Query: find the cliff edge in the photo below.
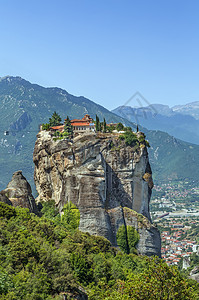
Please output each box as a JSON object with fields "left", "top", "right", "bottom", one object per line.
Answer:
{"left": 33, "top": 131, "right": 161, "bottom": 257}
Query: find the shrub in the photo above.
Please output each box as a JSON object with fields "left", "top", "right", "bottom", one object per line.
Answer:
{"left": 0, "top": 202, "right": 16, "bottom": 219}
{"left": 145, "top": 140, "right": 150, "bottom": 147}
{"left": 116, "top": 123, "right": 124, "bottom": 132}
{"left": 42, "top": 123, "right": 50, "bottom": 130}
{"left": 40, "top": 200, "right": 61, "bottom": 225}
{"left": 138, "top": 135, "right": 145, "bottom": 143}
{"left": 116, "top": 225, "right": 139, "bottom": 254}
{"left": 119, "top": 131, "right": 138, "bottom": 147}
{"left": 107, "top": 125, "right": 115, "bottom": 133}
{"left": 61, "top": 202, "right": 80, "bottom": 230}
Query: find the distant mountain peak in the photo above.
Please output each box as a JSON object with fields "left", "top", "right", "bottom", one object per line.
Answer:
{"left": 173, "top": 101, "right": 199, "bottom": 110}
{"left": 0, "top": 75, "right": 22, "bottom": 81}
{"left": 0, "top": 76, "right": 29, "bottom": 86}
{"left": 172, "top": 101, "right": 199, "bottom": 120}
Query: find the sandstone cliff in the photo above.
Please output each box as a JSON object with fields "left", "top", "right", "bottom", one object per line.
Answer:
{"left": 33, "top": 131, "right": 161, "bottom": 257}
{"left": 1, "top": 170, "right": 38, "bottom": 214}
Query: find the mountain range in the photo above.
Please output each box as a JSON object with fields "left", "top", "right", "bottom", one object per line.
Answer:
{"left": 0, "top": 76, "right": 199, "bottom": 192}
{"left": 112, "top": 103, "right": 199, "bottom": 145}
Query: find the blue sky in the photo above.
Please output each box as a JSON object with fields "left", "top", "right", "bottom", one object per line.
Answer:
{"left": 0, "top": 0, "right": 199, "bottom": 110}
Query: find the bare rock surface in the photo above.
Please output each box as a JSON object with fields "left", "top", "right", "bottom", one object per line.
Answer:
{"left": 0, "top": 191, "right": 12, "bottom": 205}
{"left": 189, "top": 266, "right": 199, "bottom": 283}
{"left": 189, "top": 273, "right": 199, "bottom": 283}
{"left": 33, "top": 131, "right": 161, "bottom": 257}
{"left": 2, "top": 170, "right": 38, "bottom": 214}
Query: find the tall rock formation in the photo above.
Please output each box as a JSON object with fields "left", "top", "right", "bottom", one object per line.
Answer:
{"left": 33, "top": 131, "right": 161, "bottom": 257}
{"left": 1, "top": 171, "right": 38, "bottom": 214}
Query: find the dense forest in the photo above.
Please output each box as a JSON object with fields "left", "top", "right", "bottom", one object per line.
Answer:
{"left": 0, "top": 201, "right": 199, "bottom": 299}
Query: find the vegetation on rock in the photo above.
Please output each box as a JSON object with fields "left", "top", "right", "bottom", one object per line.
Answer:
{"left": 95, "top": 115, "right": 100, "bottom": 132}
{"left": 103, "top": 118, "right": 107, "bottom": 133}
{"left": 116, "top": 225, "right": 139, "bottom": 254}
{"left": 64, "top": 116, "right": 73, "bottom": 138}
{"left": 49, "top": 111, "right": 62, "bottom": 127}
{"left": 116, "top": 122, "right": 124, "bottom": 131}
{"left": 119, "top": 127, "right": 139, "bottom": 146}
{"left": 107, "top": 124, "right": 116, "bottom": 133}
{"left": 61, "top": 201, "right": 80, "bottom": 230}
{"left": 42, "top": 123, "right": 50, "bottom": 130}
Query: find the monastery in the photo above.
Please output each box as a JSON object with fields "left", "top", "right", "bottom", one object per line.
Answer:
{"left": 50, "top": 114, "right": 95, "bottom": 133}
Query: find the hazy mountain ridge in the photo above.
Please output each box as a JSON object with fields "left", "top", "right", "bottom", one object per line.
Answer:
{"left": 112, "top": 103, "right": 199, "bottom": 145}
{"left": 0, "top": 76, "right": 199, "bottom": 191}
{"left": 173, "top": 101, "right": 199, "bottom": 119}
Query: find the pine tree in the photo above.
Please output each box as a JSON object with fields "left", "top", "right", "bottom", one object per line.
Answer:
{"left": 49, "top": 111, "right": 62, "bottom": 127}
{"left": 99, "top": 122, "right": 102, "bottom": 132}
{"left": 95, "top": 115, "right": 100, "bottom": 131}
{"left": 103, "top": 118, "right": 107, "bottom": 133}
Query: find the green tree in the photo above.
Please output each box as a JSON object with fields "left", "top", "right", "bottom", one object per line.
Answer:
{"left": 119, "top": 130, "right": 138, "bottom": 147}
{"left": 64, "top": 116, "right": 73, "bottom": 138}
{"left": 95, "top": 115, "right": 100, "bottom": 132}
{"left": 42, "top": 123, "right": 50, "bottom": 130}
{"left": 92, "top": 252, "right": 112, "bottom": 283}
{"left": 0, "top": 202, "right": 16, "bottom": 219}
{"left": 40, "top": 200, "right": 61, "bottom": 224}
{"left": 9, "top": 266, "right": 50, "bottom": 299}
{"left": 61, "top": 201, "right": 80, "bottom": 230}
{"left": 49, "top": 111, "right": 62, "bottom": 127}
{"left": 99, "top": 122, "right": 102, "bottom": 132}
{"left": 116, "top": 122, "right": 124, "bottom": 131}
{"left": 124, "top": 126, "right": 132, "bottom": 132}
{"left": 127, "top": 226, "right": 139, "bottom": 253}
{"left": 103, "top": 118, "right": 107, "bottom": 133}
{"left": 70, "top": 252, "right": 93, "bottom": 284}
{"left": 107, "top": 125, "right": 115, "bottom": 133}
{"left": 0, "top": 268, "right": 13, "bottom": 294}
{"left": 116, "top": 225, "right": 129, "bottom": 254}
{"left": 116, "top": 225, "right": 139, "bottom": 254}
{"left": 90, "top": 257, "right": 199, "bottom": 300}
{"left": 117, "top": 258, "right": 198, "bottom": 300}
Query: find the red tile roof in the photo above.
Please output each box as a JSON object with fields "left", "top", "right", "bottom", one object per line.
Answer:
{"left": 72, "top": 122, "right": 93, "bottom": 127}
{"left": 50, "top": 125, "right": 64, "bottom": 130}
{"left": 70, "top": 114, "right": 94, "bottom": 127}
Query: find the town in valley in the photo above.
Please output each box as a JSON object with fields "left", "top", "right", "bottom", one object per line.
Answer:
{"left": 150, "top": 180, "right": 199, "bottom": 267}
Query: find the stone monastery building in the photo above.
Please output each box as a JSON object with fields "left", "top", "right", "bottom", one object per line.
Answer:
{"left": 50, "top": 114, "right": 95, "bottom": 132}
{"left": 70, "top": 114, "right": 95, "bottom": 132}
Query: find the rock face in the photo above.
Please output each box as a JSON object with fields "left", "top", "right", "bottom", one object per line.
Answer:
{"left": 10, "top": 111, "right": 32, "bottom": 134}
{"left": 2, "top": 171, "right": 38, "bottom": 214}
{"left": 189, "top": 266, "right": 199, "bottom": 283}
{"left": 0, "top": 191, "right": 12, "bottom": 205}
{"left": 33, "top": 131, "right": 161, "bottom": 257}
